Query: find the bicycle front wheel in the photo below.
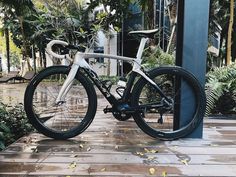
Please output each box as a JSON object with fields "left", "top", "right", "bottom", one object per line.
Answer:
{"left": 131, "top": 66, "right": 206, "bottom": 140}
{"left": 24, "top": 66, "right": 97, "bottom": 139}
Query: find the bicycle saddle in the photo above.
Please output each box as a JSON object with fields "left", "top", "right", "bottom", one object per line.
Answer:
{"left": 129, "top": 29, "right": 159, "bottom": 39}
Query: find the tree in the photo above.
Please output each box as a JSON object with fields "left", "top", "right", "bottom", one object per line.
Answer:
{"left": 209, "top": 1, "right": 235, "bottom": 66}
{"left": 136, "top": 0, "right": 154, "bottom": 30}
{"left": 0, "top": 7, "right": 12, "bottom": 72}
{"left": 88, "top": 0, "right": 132, "bottom": 76}
{"left": 0, "top": 0, "right": 35, "bottom": 71}
{"left": 226, "top": 0, "right": 234, "bottom": 65}
{"left": 26, "top": 0, "right": 95, "bottom": 66}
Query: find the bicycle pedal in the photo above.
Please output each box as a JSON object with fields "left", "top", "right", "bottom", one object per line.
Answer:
{"left": 103, "top": 106, "right": 113, "bottom": 113}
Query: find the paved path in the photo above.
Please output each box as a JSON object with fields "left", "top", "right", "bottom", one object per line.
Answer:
{"left": 0, "top": 83, "right": 236, "bottom": 176}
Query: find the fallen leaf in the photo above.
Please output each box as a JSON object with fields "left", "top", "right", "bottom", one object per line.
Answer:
{"left": 68, "top": 161, "right": 77, "bottom": 169}
{"left": 70, "top": 154, "right": 78, "bottom": 158}
{"left": 100, "top": 167, "right": 106, "bottom": 172}
{"left": 79, "top": 144, "right": 84, "bottom": 149}
{"left": 144, "top": 148, "right": 149, "bottom": 153}
{"left": 115, "top": 145, "right": 119, "bottom": 149}
{"left": 162, "top": 171, "right": 167, "bottom": 177}
{"left": 150, "top": 149, "right": 158, "bottom": 153}
{"left": 147, "top": 156, "right": 155, "bottom": 160}
{"left": 136, "top": 152, "right": 144, "bottom": 156}
{"left": 149, "top": 168, "right": 156, "bottom": 175}
{"left": 144, "top": 148, "right": 158, "bottom": 153}
{"left": 181, "top": 159, "right": 189, "bottom": 165}
{"left": 87, "top": 147, "right": 91, "bottom": 151}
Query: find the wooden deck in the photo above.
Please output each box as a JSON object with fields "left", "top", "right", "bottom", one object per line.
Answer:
{"left": 0, "top": 84, "right": 236, "bottom": 176}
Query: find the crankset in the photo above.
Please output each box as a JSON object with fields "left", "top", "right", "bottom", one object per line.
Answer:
{"left": 103, "top": 104, "right": 132, "bottom": 121}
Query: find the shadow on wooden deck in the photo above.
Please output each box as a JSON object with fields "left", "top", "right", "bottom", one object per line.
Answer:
{"left": 0, "top": 84, "right": 236, "bottom": 176}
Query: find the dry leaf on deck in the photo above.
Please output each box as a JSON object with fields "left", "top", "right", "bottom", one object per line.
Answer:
{"left": 162, "top": 171, "right": 167, "bottom": 177}
{"left": 100, "top": 167, "right": 106, "bottom": 172}
{"left": 68, "top": 161, "right": 77, "bottom": 169}
{"left": 136, "top": 152, "right": 144, "bottom": 156}
{"left": 149, "top": 168, "right": 156, "bottom": 175}
{"left": 180, "top": 159, "right": 189, "bottom": 165}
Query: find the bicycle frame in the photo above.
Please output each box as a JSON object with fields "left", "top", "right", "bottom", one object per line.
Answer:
{"left": 55, "top": 37, "right": 166, "bottom": 105}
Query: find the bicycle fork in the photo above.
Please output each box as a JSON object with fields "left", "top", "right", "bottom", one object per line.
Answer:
{"left": 55, "top": 64, "right": 79, "bottom": 104}
{"left": 55, "top": 52, "right": 93, "bottom": 104}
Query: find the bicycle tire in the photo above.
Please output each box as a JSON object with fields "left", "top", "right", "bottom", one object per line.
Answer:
{"left": 24, "top": 66, "right": 97, "bottom": 139}
{"left": 131, "top": 66, "right": 206, "bottom": 140}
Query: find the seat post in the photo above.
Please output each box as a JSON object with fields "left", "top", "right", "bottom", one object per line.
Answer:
{"left": 136, "top": 37, "right": 149, "bottom": 62}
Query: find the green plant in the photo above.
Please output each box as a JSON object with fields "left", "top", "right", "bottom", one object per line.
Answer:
{"left": 205, "top": 64, "right": 236, "bottom": 115}
{"left": 0, "top": 123, "right": 10, "bottom": 150}
{"left": 142, "top": 46, "right": 175, "bottom": 69}
{"left": 0, "top": 102, "right": 34, "bottom": 150}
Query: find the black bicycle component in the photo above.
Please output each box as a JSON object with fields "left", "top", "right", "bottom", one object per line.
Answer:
{"left": 24, "top": 66, "right": 97, "bottom": 139}
{"left": 101, "top": 80, "right": 113, "bottom": 91}
{"left": 131, "top": 66, "right": 206, "bottom": 140}
{"left": 83, "top": 68, "right": 119, "bottom": 106}
{"left": 122, "top": 72, "right": 137, "bottom": 102}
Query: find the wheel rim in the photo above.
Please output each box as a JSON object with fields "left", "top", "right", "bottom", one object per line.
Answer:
{"left": 136, "top": 70, "right": 199, "bottom": 135}
{"left": 31, "top": 72, "right": 89, "bottom": 133}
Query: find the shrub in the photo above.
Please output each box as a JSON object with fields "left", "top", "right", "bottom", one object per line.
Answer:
{"left": 0, "top": 123, "right": 10, "bottom": 150}
{"left": 142, "top": 46, "right": 175, "bottom": 69}
{"left": 205, "top": 64, "right": 236, "bottom": 115}
{"left": 0, "top": 103, "right": 34, "bottom": 150}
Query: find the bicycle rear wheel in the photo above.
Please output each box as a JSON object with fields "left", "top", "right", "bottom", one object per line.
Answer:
{"left": 131, "top": 66, "right": 206, "bottom": 140}
{"left": 24, "top": 66, "right": 97, "bottom": 139}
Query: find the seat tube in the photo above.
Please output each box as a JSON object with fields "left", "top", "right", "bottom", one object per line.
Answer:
{"left": 136, "top": 38, "right": 149, "bottom": 60}
{"left": 133, "top": 38, "right": 149, "bottom": 71}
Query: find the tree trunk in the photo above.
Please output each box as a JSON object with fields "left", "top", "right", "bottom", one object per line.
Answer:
{"left": 107, "top": 34, "right": 111, "bottom": 76}
{"left": 226, "top": 0, "right": 234, "bottom": 65}
{"left": 19, "top": 16, "right": 33, "bottom": 70}
{"left": 42, "top": 48, "right": 47, "bottom": 68}
{"left": 147, "top": 0, "right": 154, "bottom": 30}
{"left": 5, "top": 28, "right": 10, "bottom": 72}
{"left": 166, "top": 17, "right": 177, "bottom": 54}
{"left": 39, "top": 50, "right": 43, "bottom": 67}
{"left": 232, "top": 33, "right": 236, "bottom": 62}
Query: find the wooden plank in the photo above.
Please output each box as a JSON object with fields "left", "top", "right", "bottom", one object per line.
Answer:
{"left": 1, "top": 162, "right": 236, "bottom": 176}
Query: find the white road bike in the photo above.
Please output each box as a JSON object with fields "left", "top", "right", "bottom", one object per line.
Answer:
{"left": 24, "top": 29, "right": 206, "bottom": 140}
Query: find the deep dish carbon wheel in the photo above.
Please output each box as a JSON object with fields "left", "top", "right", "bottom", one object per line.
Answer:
{"left": 131, "top": 66, "right": 206, "bottom": 140}
{"left": 24, "top": 66, "right": 97, "bottom": 139}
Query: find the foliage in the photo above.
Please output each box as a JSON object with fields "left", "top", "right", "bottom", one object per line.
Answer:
{"left": 205, "top": 63, "right": 236, "bottom": 115}
{"left": 0, "top": 102, "right": 34, "bottom": 150}
{"left": 0, "top": 123, "right": 10, "bottom": 150}
{"left": 27, "top": 0, "right": 92, "bottom": 44}
{"left": 142, "top": 46, "right": 175, "bottom": 69}
{"left": 0, "top": 0, "right": 34, "bottom": 16}
{"left": 209, "top": 0, "right": 236, "bottom": 66}
{"left": 100, "top": 75, "right": 119, "bottom": 84}
{"left": 134, "top": 0, "right": 154, "bottom": 29}
{"left": 88, "top": 0, "right": 132, "bottom": 32}
{"left": 0, "top": 33, "right": 21, "bottom": 69}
